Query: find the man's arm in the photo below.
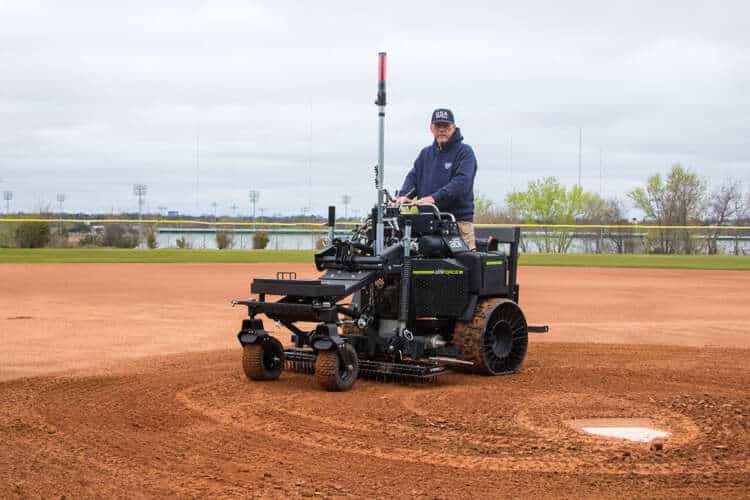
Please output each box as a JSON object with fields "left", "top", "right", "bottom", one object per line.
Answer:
{"left": 397, "top": 154, "right": 421, "bottom": 203}
{"left": 431, "top": 146, "right": 477, "bottom": 206}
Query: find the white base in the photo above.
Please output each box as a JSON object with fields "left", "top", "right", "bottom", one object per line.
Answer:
{"left": 581, "top": 426, "right": 670, "bottom": 442}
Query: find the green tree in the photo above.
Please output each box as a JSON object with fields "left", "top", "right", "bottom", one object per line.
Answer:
{"left": 101, "top": 223, "right": 139, "bottom": 248}
{"left": 473, "top": 193, "right": 494, "bottom": 221}
{"left": 506, "top": 177, "right": 590, "bottom": 253}
{"left": 215, "top": 230, "right": 233, "bottom": 250}
{"left": 0, "top": 223, "right": 17, "bottom": 248}
{"left": 473, "top": 193, "right": 514, "bottom": 224}
{"left": 252, "top": 231, "right": 270, "bottom": 249}
{"left": 78, "top": 233, "right": 102, "bottom": 247}
{"left": 314, "top": 236, "right": 328, "bottom": 250}
{"left": 175, "top": 236, "right": 192, "bottom": 249}
{"left": 146, "top": 225, "right": 159, "bottom": 249}
{"left": 14, "top": 221, "right": 51, "bottom": 248}
{"left": 628, "top": 164, "right": 706, "bottom": 254}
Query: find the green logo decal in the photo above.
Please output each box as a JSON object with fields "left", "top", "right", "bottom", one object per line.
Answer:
{"left": 413, "top": 269, "right": 464, "bottom": 275}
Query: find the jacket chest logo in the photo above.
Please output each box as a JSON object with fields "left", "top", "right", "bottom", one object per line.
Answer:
{"left": 444, "top": 162, "right": 453, "bottom": 170}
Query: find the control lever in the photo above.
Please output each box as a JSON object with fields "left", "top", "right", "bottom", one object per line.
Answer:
{"left": 390, "top": 187, "right": 416, "bottom": 206}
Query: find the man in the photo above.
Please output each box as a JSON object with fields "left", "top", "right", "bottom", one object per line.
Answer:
{"left": 396, "top": 108, "right": 478, "bottom": 249}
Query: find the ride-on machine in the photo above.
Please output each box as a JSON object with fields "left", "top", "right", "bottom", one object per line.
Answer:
{"left": 231, "top": 53, "right": 547, "bottom": 391}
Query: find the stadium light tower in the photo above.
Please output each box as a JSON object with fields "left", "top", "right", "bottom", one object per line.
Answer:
{"left": 133, "top": 184, "right": 148, "bottom": 221}
{"left": 3, "top": 190, "right": 13, "bottom": 214}
{"left": 56, "top": 193, "right": 66, "bottom": 214}
{"left": 248, "top": 190, "right": 260, "bottom": 219}
{"left": 341, "top": 194, "right": 351, "bottom": 219}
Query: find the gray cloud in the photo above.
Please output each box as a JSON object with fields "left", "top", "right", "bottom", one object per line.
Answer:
{"left": 0, "top": 0, "right": 748, "bottom": 216}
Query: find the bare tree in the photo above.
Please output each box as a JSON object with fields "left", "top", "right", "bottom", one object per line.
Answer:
{"left": 706, "top": 178, "right": 743, "bottom": 255}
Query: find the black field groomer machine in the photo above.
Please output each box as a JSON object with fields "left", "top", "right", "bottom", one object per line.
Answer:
{"left": 232, "top": 53, "right": 548, "bottom": 391}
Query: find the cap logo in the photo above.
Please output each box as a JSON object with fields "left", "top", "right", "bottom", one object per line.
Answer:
{"left": 435, "top": 110, "right": 449, "bottom": 120}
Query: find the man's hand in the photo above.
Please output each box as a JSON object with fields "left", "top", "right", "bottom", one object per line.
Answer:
{"left": 395, "top": 196, "right": 411, "bottom": 205}
{"left": 415, "top": 196, "right": 436, "bottom": 206}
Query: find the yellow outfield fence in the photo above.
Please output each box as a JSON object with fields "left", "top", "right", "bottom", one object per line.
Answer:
{"left": 1, "top": 216, "right": 748, "bottom": 254}
{"left": 0, "top": 217, "right": 748, "bottom": 231}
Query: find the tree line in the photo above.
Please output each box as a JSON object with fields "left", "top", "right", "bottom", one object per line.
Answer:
{"left": 0, "top": 222, "right": 271, "bottom": 250}
{"left": 476, "top": 164, "right": 749, "bottom": 255}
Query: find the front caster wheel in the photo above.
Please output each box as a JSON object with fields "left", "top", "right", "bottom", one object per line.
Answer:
{"left": 242, "top": 337, "right": 284, "bottom": 381}
{"left": 315, "top": 343, "right": 359, "bottom": 391}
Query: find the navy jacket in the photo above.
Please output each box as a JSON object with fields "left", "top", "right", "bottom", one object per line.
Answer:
{"left": 400, "top": 128, "right": 477, "bottom": 222}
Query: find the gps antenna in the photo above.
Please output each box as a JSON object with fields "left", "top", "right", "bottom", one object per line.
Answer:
{"left": 374, "top": 52, "right": 387, "bottom": 255}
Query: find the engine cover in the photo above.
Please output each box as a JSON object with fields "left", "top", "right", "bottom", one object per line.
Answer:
{"left": 410, "top": 258, "right": 469, "bottom": 318}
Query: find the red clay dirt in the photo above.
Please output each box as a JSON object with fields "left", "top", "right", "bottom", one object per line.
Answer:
{"left": 1, "top": 263, "right": 749, "bottom": 498}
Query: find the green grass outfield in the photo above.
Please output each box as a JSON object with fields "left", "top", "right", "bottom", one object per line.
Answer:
{"left": 0, "top": 249, "right": 316, "bottom": 264}
{"left": 1, "top": 248, "right": 749, "bottom": 270}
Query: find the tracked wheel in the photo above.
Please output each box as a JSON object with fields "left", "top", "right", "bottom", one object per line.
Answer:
{"left": 242, "top": 337, "right": 285, "bottom": 381}
{"left": 315, "top": 343, "right": 359, "bottom": 391}
{"left": 454, "top": 298, "right": 528, "bottom": 375}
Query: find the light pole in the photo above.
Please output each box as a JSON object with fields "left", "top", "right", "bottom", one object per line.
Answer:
{"left": 3, "top": 190, "right": 13, "bottom": 214}
{"left": 56, "top": 193, "right": 66, "bottom": 214}
{"left": 133, "top": 184, "right": 147, "bottom": 246}
{"left": 133, "top": 184, "right": 147, "bottom": 221}
{"left": 248, "top": 190, "right": 260, "bottom": 219}
{"left": 341, "top": 194, "right": 351, "bottom": 219}
{"left": 229, "top": 203, "right": 238, "bottom": 219}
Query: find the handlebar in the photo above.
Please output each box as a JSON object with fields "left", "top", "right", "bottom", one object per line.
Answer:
{"left": 392, "top": 201, "right": 455, "bottom": 222}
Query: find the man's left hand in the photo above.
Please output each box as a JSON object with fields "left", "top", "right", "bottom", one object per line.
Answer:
{"left": 415, "top": 196, "right": 436, "bottom": 206}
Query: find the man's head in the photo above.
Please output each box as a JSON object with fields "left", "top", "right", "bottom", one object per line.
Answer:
{"left": 430, "top": 108, "right": 456, "bottom": 146}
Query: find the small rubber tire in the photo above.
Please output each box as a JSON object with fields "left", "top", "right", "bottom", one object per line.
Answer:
{"left": 315, "top": 343, "right": 359, "bottom": 391}
{"left": 242, "top": 337, "right": 284, "bottom": 381}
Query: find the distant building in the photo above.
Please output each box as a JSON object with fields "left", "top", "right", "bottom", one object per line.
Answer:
{"left": 167, "top": 211, "right": 179, "bottom": 218}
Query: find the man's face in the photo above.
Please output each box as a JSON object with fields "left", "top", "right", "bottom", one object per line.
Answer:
{"left": 430, "top": 122, "right": 456, "bottom": 146}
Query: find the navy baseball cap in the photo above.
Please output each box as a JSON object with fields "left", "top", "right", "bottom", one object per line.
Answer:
{"left": 431, "top": 108, "right": 455, "bottom": 124}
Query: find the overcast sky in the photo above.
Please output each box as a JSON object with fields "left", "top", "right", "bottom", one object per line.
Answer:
{"left": 1, "top": 0, "right": 748, "bottom": 216}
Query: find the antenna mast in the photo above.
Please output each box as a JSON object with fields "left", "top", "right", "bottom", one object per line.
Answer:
{"left": 374, "top": 52, "right": 387, "bottom": 255}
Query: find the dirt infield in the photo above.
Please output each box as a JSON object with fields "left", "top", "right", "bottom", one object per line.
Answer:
{"left": 1, "top": 264, "right": 749, "bottom": 497}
